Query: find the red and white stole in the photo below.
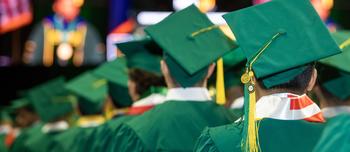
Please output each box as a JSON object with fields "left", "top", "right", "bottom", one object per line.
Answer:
{"left": 256, "top": 93, "right": 325, "bottom": 122}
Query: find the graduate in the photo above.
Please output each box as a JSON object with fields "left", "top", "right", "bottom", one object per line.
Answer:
{"left": 313, "top": 31, "right": 350, "bottom": 119}
{"left": 20, "top": 77, "right": 76, "bottom": 152}
{"left": 112, "top": 5, "right": 238, "bottom": 151}
{"left": 8, "top": 98, "right": 41, "bottom": 152}
{"left": 221, "top": 48, "right": 246, "bottom": 112}
{"left": 23, "top": 0, "right": 105, "bottom": 67}
{"left": 313, "top": 114, "right": 350, "bottom": 152}
{"left": 85, "top": 39, "right": 168, "bottom": 152}
{"left": 194, "top": 0, "right": 341, "bottom": 151}
{"left": 50, "top": 71, "right": 108, "bottom": 152}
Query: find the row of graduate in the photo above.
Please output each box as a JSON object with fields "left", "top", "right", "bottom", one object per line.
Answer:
{"left": 1, "top": 0, "right": 350, "bottom": 151}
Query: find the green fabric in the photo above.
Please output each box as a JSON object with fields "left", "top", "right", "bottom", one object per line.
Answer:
{"left": 223, "top": 0, "right": 340, "bottom": 81}
{"left": 145, "top": 5, "right": 236, "bottom": 87}
{"left": 66, "top": 72, "right": 107, "bottom": 114}
{"left": 50, "top": 126, "right": 99, "bottom": 152}
{"left": 0, "top": 134, "right": 8, "bottom": 152}
{"left": 27, "top": 77, "right": 75, "bottom": 122}
{"left": 10, "top": 98, "right": 30, "bottom": 111}
{"left": 116, "top": 37, "right": 163, "bottom": 75}
{"left": 221, "top": 47, "right": 246, "bottom": 88}
{"left": 194, "top": 119, "right": 325, "bottom": 152}
{"left": 23, "top": 127, "right": 62, "bottom": 152}
{"left": 323, "top": 73, "right": 350, "bottom": 100}
{"left": 0, "top": 108, "right": 12, "bottom": 123}
{"left": 112, "top": 101, "right": 238, "bottom": 151}
{"left": 313, "top": 114, "right": 350, "bottom": 152}
{"left": 320, "top": 31, "right": 350, "bottom": 73}
{"left": 83, "top": 116, "right": 135, "bottom": 152}
{"left": 9, "top": 122, "right": 44, "bottom": 152}
{"left": 317, "top": 31, "right": 350, "bottom": 100}
{"left": 262, "top": 65, "right": 308, "bottom": 88}
{"left": 93, "top": 57, "right": 133, "bottom": 108}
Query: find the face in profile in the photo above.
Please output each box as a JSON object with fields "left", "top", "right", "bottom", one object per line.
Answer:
{"left": 53, "top": 0, "right": 81, "bottom": 22}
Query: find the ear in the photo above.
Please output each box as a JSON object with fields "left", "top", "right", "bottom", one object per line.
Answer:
{"left": 205, "top": 63, "right": 216, "bottom": 79}
{"left": 160, "top": 60, "right": 176, "bottom": 88}
{"left": 306, "top": 68, "right": 318, "bottom": 92}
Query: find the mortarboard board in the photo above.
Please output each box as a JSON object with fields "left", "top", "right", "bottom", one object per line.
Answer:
{"left": 27, "top": 77, "right": 75, "bottom": 123}
{"left": 66, "top": 72, "right": 107, "bottom": 115}
{"left": 318, "top": 31, "right": 350, "bottom": 100}
{"left": 92, "top": 57, "right": 133, "bottom": 108}
{"left": 144, "top": 4, "right": 237, "bottom": 87}
{"left": 116, "top": 37, "right": 163, "bottom": 75}
{"left": 222, "top": 0, "right": 341, "bottom": 151}
{"left": 10, "top": 98, "right": 31, "bottom": 110}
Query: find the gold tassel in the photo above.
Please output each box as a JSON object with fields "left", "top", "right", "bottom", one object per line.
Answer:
{"left": 216, "top": 58, "right": 226, "bottom": 105}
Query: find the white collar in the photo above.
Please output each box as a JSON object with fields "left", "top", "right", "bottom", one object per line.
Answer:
{"left": 42, "top": 120, "right": 69, "bottom": 133}
{"left": 132, "top": 93, "right": 166, "bottom": 107}
{"left": 256, "top": 93, "right": 322, "bottom": 120}
{"left": 165, "top": 87, "right": 212, "bottom": 102}
{"left": 322, "top": 106, "right": 350, "bottom": 118}
{"left": 0, "top": 125, "right": 11, "bottom": 134}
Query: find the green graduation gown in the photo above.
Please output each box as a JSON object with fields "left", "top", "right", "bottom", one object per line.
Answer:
{"left": 9, "top": 122, "right": 43, "bottom": 152}
{"left": 112, "top": 101, "right": 238, "bottom": 152}
{"left": 194, "top": 119, "right": 325, "bottom": 152}
{"left": 24, "top": 129, "right": 62, "bottom": 152}
{"left": 313, "top": 114, "right": 350, "bottom": 152}
{"left": 0, "top": 134, "right": 8, "bottom": 152}
{"left": 83, "top": 115, "right": 135, "bottom": 152}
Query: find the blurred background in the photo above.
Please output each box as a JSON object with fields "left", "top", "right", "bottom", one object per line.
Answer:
{"left": 0, "top": 0, "right": 349, "bottom": 105}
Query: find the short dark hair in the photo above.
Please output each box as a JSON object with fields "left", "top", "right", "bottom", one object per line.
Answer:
{"left": 128, "top": 68, "right": 165, "bottom": 96}
{"left": 258, "top": 64, "right": 315, "bottom": 95}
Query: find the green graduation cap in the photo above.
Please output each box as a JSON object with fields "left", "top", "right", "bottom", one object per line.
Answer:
{"left": 92, "top": 57, "right": 133, "bottom": 108}
{"left": 318, "top": 30, "right": 350, "bottom": 100}
{"left": 0, "top": 107, "right": 12, "bottom": 123}
{"left": 27, "top": 77, "right": 75, "bottom": 123}
{"left": 66, "top": 72, "right": 107, "bottom": 115}
{"left": 144, "top": 4, "right": 236, "bottom": 87}
{"left": 10, "top": 98, "right": 30, "bottom": 111}
{"left": 116, "top": 37, "right": 163, "bottom": 75}
{"left": 223, "top": 0, "right": 341, "bottom": 88}
{"left": 222, "top": 47, "right": 246, "bottom": 88}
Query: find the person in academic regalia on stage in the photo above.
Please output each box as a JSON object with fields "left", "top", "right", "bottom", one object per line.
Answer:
{"left": 18, "top": 77, "right": 75, "bottom": 152}
{"left": 193, "top": 0, "right": 341, "bottom": 151}
{"left": 23, "top": 0, "right": 105, "bottom": 67}
{"left": 82, "top": 41, "right": 167, "bottom": 151}
{"left": 313, "top": 31, "right": 350, "bottom": 119}
{"left": 111, "top": 5, "right": 238, "bottom": 151}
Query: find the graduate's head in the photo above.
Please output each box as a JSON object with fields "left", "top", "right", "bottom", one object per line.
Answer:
{"left": 65, "top": 72, "right": 107, "bottom": 115}
{"left": 10, "top": 98, "right": 38, "bottom": 128}
{"left": 92, "top": 58, "right": 133, "bottom": 108}
{"left": 256, "top": 63, "right": 317, "bottom": 96}
{"left": 144, "top": 5, "right": 236, "bottom": 88}
{"left": 28, "top": 77, "right": 76, "bottom": 123}
{"left": 53, "top": 0, "right": 83, "bottom": 22}
{"left": 116, "top": 38, "right": 166, "bottom": 102}
{"left": 128, "top": 68, "right": 165, "bottom": 101}
{"left": 313, "top": 31, "right": 350, "bottom": 108}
